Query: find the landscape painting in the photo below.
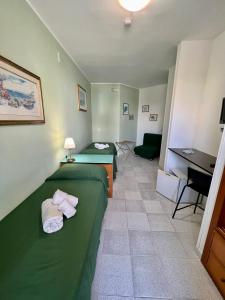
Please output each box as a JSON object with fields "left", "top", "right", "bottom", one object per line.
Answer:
{"left": 0, "top": 56, "right": 44, "bottom": 125}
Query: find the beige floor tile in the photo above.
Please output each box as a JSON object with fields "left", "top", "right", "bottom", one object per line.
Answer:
{"left": 113, "top": 190, "right": 126, "bottom": 200}
{"left": 126, "top": 200, "right": 145, "bottom": 212}
{"left": 102, "top": 230, "right": 130, "bottom": 255}
{"left": 148, "top": 213, "right": 175, "bottom": 232}
{"left": 93, "top": 155, "right": 220, "bottom": 300}
{"left": 127, "top": 212, "right": 150, "bottom": 231}
{"left": 144, "top": 200, "right": 164, "bottom": 213}
{"left": 103, "top": 211, "right": 127, "bottom": 230}
{"left": 152, "top": 232, "right": 188, "bottom": 258}
{"left": 128, "top": 230, "right": 156, "bottom": 255}
{"left": 93, "top": 255, "right": 134, "bottom": 297}
{"left": 107, "top": 199, "right": 126, "bottom": 212}
{"left": 162, "top": 258, "right": 223, "bottom": 299}
{"left": 132, "top": 256, "right": 172, "bottom": 298}
{"left": 125, "top": 191, "right": 142, "bottom": 201}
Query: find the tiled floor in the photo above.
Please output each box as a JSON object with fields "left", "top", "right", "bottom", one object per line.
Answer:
{"left": 92, "top": 155, "right": 222, "bottom": 300}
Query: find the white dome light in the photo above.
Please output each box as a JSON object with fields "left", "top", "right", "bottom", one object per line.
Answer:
{"left": 118, "top": 0, "right": 151, "bottom": 12}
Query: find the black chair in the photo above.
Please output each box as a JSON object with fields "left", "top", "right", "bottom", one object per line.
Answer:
{"left": 134, "top": 133, "right": 162, "bottom": 160}
{"left": 172, "top": 167, "right": 212, "bottom": 218}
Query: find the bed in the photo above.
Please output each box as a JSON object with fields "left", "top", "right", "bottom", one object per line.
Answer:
{"left": 0, "top": 164, "right": 108, "bottom": 300}
{"left": 80, "top": 142, "right": 118, "bottom": 179}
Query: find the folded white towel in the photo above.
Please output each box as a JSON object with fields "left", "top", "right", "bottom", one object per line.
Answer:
{"left": 58, "top": 199, "right": 76, "bottom": 219}
{"left": 52, "top": 189, "right": 78, "bottom": 207}
{"left": 94, "top": 143, "right": 109, "bottom": 149}
{"left": 42, "top": 199, "right": 63, "bottom": 234}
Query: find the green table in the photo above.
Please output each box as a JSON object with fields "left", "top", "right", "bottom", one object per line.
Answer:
{"left": 61, "top": 154, "right": 114, "bottom": 197}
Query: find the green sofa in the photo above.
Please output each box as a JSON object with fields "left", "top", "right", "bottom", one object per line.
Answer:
{"left": 80, "top": 142, "right": 118, "bottom": 179}
{"left": 134, "top": 133, "right": 162, "bottom": 159}
{"left": 0, "top": 164, "right": 108, "bottom": 300}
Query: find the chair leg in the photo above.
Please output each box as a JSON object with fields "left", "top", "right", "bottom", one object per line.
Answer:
{"left": 172, "top": 185, "right": 187, "bottom": 219}
{"left": 194, "top": 193, "right": 200, "bottom": 214}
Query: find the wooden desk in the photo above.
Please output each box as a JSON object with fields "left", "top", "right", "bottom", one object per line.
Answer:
{"left": 169, "top": 148, "right": 216, "bottom": 175}
{"left": 60, "top": 154, "right": 113, "bottom": 198}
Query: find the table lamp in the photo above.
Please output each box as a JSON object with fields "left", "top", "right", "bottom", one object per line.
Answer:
{"left": 64, "top": 137, "right": 76, "bottom": 163}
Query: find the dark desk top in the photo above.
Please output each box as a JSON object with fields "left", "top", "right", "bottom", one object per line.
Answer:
{"left": 169, "top": 148, "right": 217, "bottom": 175}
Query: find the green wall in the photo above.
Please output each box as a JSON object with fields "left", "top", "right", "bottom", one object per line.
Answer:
{"left": 91, "top": 83, "right": 139, "bottom": 143}
{"left": 91, "top": 84, "right": 120, "bottom": 142}
{"left": 120, "top": 85, "right": 139, "bottom": 142}
{"left": 0, "top": 0, "right": 92, "bottom": 220}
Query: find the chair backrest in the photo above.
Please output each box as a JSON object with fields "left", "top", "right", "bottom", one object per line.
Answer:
{"left": 143, "top": 133, "right": 162, "bottom": 147}
{"left": 187, "top": 167, "right": 212, "bottom": 196}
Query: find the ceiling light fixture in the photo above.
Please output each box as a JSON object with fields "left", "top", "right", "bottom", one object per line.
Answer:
{"left": 118, "top": 0, "right": 151, "bottom": 12}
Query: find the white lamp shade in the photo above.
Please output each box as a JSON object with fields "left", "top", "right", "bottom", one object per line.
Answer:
{"left": 118, "top": 0, "right": 151, "bottom": 12}
{"left": 64, "top": 137, "right": 76, "bottom": 150}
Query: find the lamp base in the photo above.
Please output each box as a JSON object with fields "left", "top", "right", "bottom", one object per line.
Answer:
{"left": 67, "top": 158, "right": 75, "bottom": 163}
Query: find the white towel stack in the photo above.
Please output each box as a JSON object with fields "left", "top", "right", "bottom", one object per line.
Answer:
{"left": 94, "top": 143, "right": 109, "bottom": 150}
{"left": 41, "top": 189, "right": 79, "bottom": 234}
{"left": 52, "top": 189, "right": 78, "bottom": 207}
{"left": 42, "top": 199, "right": 63, "bottom": 234}
{"left": 58, "top": 199, "right": 76, "bottom": 219}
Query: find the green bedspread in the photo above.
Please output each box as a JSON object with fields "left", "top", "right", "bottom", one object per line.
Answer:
{"left": 0, "top": 164, "right": 108, "bottom": 300}
{"left": 80, "top": 142, "right": 118, "bottom": 179}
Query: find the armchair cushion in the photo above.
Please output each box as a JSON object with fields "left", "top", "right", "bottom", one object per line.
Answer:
{"left": 134, "top": 133, "right": 162, "bottom": 159}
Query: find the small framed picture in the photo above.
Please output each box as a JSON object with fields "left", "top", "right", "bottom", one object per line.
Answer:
{"left": 77, "top": 84, "right": 87, "bottom": 111}
{"left": 129, "top": 114, "right": 134, "bottom": 120}
{"left": 142, "top": 105, "right": 149, "bottom": 112}
{"left": 123, "top": 103, "right": 129, "bottom": 115}
{"left": 149, "top": 114, "right": 158, "bottom": 121}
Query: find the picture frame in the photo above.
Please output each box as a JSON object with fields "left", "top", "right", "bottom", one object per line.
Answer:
{"left": 129, "top": 114, "right": 134, "bottom": 120}
{"left": 123, "top": 103, "right": 129, "bottom": 115}
{"left": 149, "top": 114, "right": 158, "bottom": 121}
{"left": 77, "top": 84, "right": 87, "bottom": 112}
{"left": 0, "top": 55, "right": 45, "bottom": 125}
{"left": 142, "top": 105, "right": 149, "bottom": 112}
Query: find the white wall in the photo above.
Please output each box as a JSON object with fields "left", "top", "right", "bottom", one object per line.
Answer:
{"left": 194, "top": 32, "right": 225, "bottom": 156}
{"left": 119, "top": 85, "right": 139, "bottom": 142}
{"left": 159, "top": 66, "right": 175, "bottom": 169}
{"left": 165, "top": 40, "right": 212, "bottom": 172}
{"left": 197, "top": 130, "right": 225, "bottom": 254}
{"left": 156, "top": 32, "right": 225, "bottom": 254}
{"left": 196, "top": 30, "right": 225, "bottom": 253}
{"left": 91, "top": 83, "right": 139, "bottom": 143}
{"left": 136, "top": 84, "right": 167, "bottom": 145}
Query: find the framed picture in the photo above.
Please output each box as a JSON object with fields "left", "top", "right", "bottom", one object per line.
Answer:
{"left": 77, "top": 84, "right": 87, "bottom": 111}
{"left": 142, "top": 105, "right": 149, "bottom": 112}
{"left": 0, "top": 55, "right": 44, "bottom": 125}
{"left": 149, "top": 114, "right": 158, "bottom": 121}
{"left": 129, "top": 114, "right": 134, "bottom": 120}
{"left": 123, "top": 103, "right": 129, "bottom": 115}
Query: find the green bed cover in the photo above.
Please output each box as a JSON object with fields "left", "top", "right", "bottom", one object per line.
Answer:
{"left": 80, "top": 142, "right": 118, "bottom": 179}
{"left": 0, "top": 164, "right": 108, "bottom": 300}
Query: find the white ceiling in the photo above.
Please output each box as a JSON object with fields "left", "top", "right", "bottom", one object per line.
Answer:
{"left": 28, "top": 0, "right": 225, "bottom": 88}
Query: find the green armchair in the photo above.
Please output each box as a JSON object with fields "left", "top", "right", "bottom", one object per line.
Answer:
{"left": 134, "top": 133, "right": 162, "bottom": 159}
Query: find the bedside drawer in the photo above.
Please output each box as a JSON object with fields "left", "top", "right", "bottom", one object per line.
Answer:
{"left": 211, "top": 230, "right": 225, "bottom": 267}
{"left": 206, "top": 251, "right": 225, "bottom": 298}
